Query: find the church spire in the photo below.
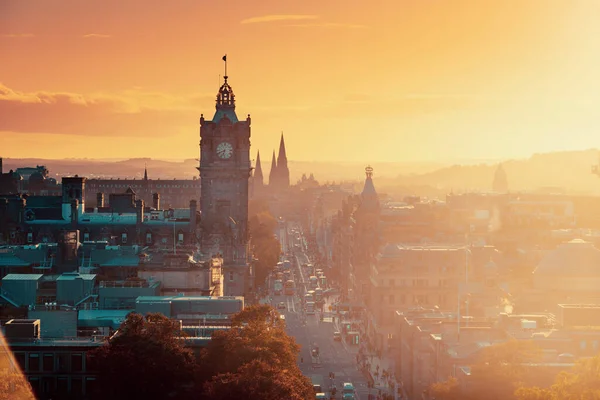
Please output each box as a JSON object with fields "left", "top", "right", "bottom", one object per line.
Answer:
{"left": 144, "top": 164, "right": 148, "bottom": 181}
{"left": 269, "top": 150, "right": 277, "bottom": 186}
{"left": 254, "top": 150, "right": 264, "bottom": 187}
{"left": 276, "top": 132, "right": 290, "bottom": 188}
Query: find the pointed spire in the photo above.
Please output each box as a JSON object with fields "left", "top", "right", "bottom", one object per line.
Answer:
{"left": 276, "top": 132, "right": 290, "bottom": 188}
{"left": 277, "top": 132, "right": 288, "bottom": 166}
{"left": 269, "top": 150, "right": 277, "bottom": 186}
{"left": 254, "top": 150, "right": 264, "bottom": 186}
{"left": 144, "top": 164, "right": 148, "bottom": 181}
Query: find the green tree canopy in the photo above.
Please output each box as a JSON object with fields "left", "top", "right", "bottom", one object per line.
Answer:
{"left": 90, "top": 313, "right": 197, "bottom": 400}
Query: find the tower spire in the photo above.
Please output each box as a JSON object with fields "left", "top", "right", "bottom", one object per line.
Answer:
{"left": 254, "top": 150, "right": 264, "bottom": 187}
{"left": 361, "top": 165, "right": 379, "bottom": 210}
{"left": 144, "top": 163, "right": 148, "bottom": 180}
{"left": 276, "top": 132, "right": 290, "bottom": 188}
{"left": 269, "top": 150, "right": 277, "bottom": 186}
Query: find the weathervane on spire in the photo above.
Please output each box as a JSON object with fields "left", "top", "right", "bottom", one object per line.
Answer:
{"left": 222, "top": 54, "right": 228, "bottom": 80}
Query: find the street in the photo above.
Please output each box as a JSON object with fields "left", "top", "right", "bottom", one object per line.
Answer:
{"left": 272, "top": 222, "right": 373, "bottom": 400}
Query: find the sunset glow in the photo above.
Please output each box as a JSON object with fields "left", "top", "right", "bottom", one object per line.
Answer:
{"left": 1, "top": 0, "right": 600, "bottom": 162}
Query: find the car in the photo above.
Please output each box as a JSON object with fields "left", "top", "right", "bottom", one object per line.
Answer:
{"left": 333, "top": 331, "right": 342, "bottom": 341}
{"left": 277, "top": 302, "right": 286, "bottom": 310}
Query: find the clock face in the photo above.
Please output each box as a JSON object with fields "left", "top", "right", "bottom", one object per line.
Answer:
{"left": 216, "top": 142, "right": 233, "bottom": 159}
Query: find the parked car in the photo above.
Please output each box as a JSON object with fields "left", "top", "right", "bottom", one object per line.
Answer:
{"left": 333, "top": 331, "right": 342, "bottom": 341}
{"left": 277, "top": 302, "right": 286, "bottom": 310}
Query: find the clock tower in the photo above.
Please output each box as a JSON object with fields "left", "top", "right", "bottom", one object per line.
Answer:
{"left": 199, "top": 63, "right": 252, "bottom": 296}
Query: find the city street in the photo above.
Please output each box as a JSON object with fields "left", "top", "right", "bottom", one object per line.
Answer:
{"left": 274, "top": 223, "right": 373, "bottom": 400}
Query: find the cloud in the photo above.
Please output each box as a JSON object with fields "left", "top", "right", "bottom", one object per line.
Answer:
{"left": 82, "top": 33, "right": 111, "bottom": 38}
{"left": 1, "top": 33, "right": 34, "bottom": 38}
{"left": 241, "top": 14, "right": 319, "bottom": 25}
{"left": 287, "top": 23, "right": 368, "bottom": 29}
{"left": 0, "top": 83, "right": 214, "bottom": 137}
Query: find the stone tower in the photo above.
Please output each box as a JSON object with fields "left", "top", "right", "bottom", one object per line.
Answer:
{"left": 353, "top": 166, "right": 380, "bottom": 303}
{"left": 199, "top": 63, "right": 252, "bottom": 296}
{"left": 492, "top": 163, "right": 508, "bottom": 193}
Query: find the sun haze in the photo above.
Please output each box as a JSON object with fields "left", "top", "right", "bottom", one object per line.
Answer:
{"left": 1, "top": 0, "right": 599, "bottom": 162}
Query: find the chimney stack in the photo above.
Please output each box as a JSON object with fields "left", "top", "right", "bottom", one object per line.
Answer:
{"left": 96, "top": 192, "right": 105, "bottom": 208}
{"left": 152, "top": 192, "right": 160, "bottom": 210}
{"left": 135, "top": 199, "right": 145, "bottom": 225}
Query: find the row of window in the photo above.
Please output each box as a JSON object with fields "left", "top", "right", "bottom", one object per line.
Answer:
{"left": 14, "top": 352, "right": 91, "bottom": 373}
{"left": 28, "top": 376, "right": 97, "bottom": 396}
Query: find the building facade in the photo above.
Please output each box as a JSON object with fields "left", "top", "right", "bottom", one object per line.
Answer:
{"left": 198, "top": 72, "right": 252, "bottom": 296}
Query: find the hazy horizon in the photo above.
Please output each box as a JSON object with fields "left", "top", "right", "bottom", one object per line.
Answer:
{"left": 2, "top": 0, "right": 600, "bottom": 162}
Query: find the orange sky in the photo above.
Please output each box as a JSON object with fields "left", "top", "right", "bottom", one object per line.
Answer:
{"left": 1, "top": 0, "right": 599, "bottom": 163}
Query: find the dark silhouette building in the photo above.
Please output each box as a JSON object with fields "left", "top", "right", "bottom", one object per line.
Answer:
{"left": 198, "top": 68, "right": 252, "bottom": 296}
{"left": 268, "top": 133, "right": 290, "bottom": 191}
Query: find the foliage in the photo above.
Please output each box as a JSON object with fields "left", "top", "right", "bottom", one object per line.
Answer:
{"left": 202, "top": 359, "right": 313, "bottom": 400}
{"left": 90, "top": 312, "right": 197, "bottom": 400}
{"left": 199, "top": 304, "right": 312, "bottom": 398}
{"left": 516, "top": 355, "right": 600, "bottom": 400}
{"left": 430, "top": 340, "right": 542, "bottom": 400}
{"left": 0, "top": 372, "right": 35, "bottom": 400}
{"left": 199, "top": 304, "right": 300, "bottom": 378}
{"left": 249, "top": 205, "right": 281, "bottom": 286}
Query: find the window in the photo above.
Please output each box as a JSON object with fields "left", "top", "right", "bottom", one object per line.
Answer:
{"left": 86, "top": 378, "right": 97, "bottom": 395}
{"left": 29, "top": 353, "right": 40, "bottom": 371}
{"left": 56, "top": 353, "right": 68, "bottom": 372}
{"left": 229, "top": 272, "right": 234, "bottom": 282}
{"left": 14, "top": 352, "right": 26, "bottom": 370}
{"left": 178, "top": 233, "right": 184, "bottom": 243}
{"left": 83, "top": 232, "right": 90, "bottom": 241}
{"left": 71, "top": 378, "right": 83, "bottom": 395}
{"left": 121, "top": 233, "right": 127, "bottom": 244}
{"left": 580, "top": 340, "right": 587, "bottom": 350}
{"left": 43, "top": 353, "right": 54, "bottom": 372}
{"left": 146, "top": 233, "right": 152, "bottom": 244}
{"left": 71, "top": 354, "right": 83, "bottom": 372}
{"left": 27, "top": 232, "right": 33, "bottom": 243}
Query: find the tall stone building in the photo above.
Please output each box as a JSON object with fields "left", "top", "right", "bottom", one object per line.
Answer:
{"left": 352, "top": 166, "right": 380, "bottom": 303}
{"left": 198, "top": 70, "right": 252, "bottom": 296}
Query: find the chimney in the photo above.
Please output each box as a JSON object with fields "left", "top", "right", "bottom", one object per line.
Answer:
{"left": 96, "top": 192, "right": 104, "bottom": 208}
{"left": 189, "top": 199, "right": 197, "bottom": 234}
{"left": 135, "top": 199, "right": 145, "bottom": 225}
{"left": 71, "top": 199, "right": 78, "bottom": 226}
{"left": 152, "top": 192, "right": 160, "bottom": 210}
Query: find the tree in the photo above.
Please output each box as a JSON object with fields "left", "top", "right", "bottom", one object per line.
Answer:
{"left": 516, "top": 355, "right": 600, "bottom": 400}
{"left": 202, "top": 359, "right": 313, "bottom": 400}
{"left": 90, "top": 313, "right": 197, "bottom": 400}
{"left": 200, "top": 305, "right": 300, "bottom": 378}
{"left": 430, "top": 340, "right": 542, "bottom": 400}
{"left": 249, "top": 209, "right": 281, "bottom": 285}
{"left": 199, "top": 305, "right": 312, "bottom": 398}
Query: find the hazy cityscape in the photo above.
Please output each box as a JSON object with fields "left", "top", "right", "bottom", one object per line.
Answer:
{"left": 3, "top": 1, "right": 600, "bottom": 400}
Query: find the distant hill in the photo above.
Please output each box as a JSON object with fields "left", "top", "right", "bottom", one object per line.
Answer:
{"left": 2, "top": 149, "right": 600, "bottom": 194}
